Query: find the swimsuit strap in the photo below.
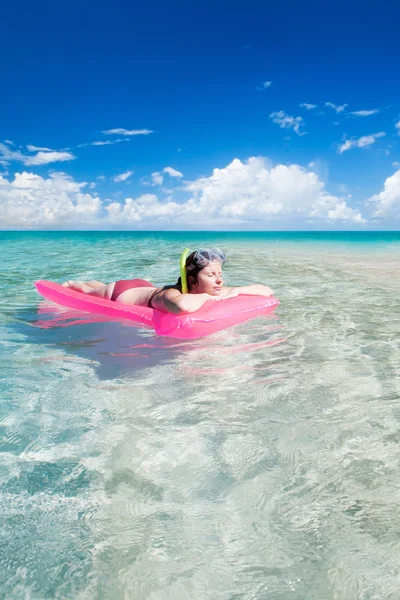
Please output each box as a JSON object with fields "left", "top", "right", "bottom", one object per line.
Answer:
{"left": 147, "top": 288, "right": 164, "bottom": 308}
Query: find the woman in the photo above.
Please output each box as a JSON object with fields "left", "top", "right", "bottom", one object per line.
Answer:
{"left": 62, "top": 248, "right": 273, "bottom": 314}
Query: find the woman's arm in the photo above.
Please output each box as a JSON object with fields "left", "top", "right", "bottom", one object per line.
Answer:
{"left": 153, "top": 285, "right": 274, "bottom": 314}
{"left": 238, "top": 284, "right": 274, "bottom": 296}
{"left": 156, "top": 289, "right": 216, "bottom": 314}
{"left": 220, "top": 284, "right": 274, "bottom": 298}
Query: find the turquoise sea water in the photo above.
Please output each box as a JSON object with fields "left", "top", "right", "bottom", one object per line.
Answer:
{"left": 1, "top": 231, "right": 400, "bottom": 599}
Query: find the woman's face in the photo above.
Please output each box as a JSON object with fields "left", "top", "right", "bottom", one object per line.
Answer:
{"left": 191, "top": 260, "right": 224, "bottom": 295}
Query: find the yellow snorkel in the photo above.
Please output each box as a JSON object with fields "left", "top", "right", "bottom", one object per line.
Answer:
{"left": 179, "top": 247, "right": 190, "bottom": 294}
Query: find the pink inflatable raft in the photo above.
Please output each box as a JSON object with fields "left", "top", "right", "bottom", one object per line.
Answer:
{"left": 35, "top": 280, "right": 279, "bottom": 339}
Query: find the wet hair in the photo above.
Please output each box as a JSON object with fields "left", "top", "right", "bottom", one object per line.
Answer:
{"left": 176, "top": 248, "right": 226, "bottom": 292}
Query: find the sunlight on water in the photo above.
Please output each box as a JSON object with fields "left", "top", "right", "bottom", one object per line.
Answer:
{"left": 1, "top": 232, "right": 400, "bottom": 599}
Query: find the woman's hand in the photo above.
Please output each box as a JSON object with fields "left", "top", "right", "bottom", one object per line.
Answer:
{"left": 236, "top": 284, "right": 274, "bottom": 297}
{"left": 211, "top": 285, "right": 274, "bottom": 301}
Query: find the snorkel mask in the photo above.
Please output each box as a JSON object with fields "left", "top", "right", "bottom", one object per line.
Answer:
{"left": 179, "top": 248, "right": 226, "bottom": 294}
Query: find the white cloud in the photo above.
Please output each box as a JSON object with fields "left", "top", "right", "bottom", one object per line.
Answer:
{"left": 300, "top": 103, "right": 318, "bottom": 110}
{"left": 150, "top": 166, "right": 184, "bottom": 186}
{"left": 0, "top": 171, "right": 100, "bottom": 227}
{"left": 349, "top": 109, "right": 379, "bottom": 117}
{"left": 102, "top": 128, "right": 153, "bottom": 136}
{"left": 10, "top": 171, "right": 84, "bottom": 192}
{"left": 327, "top": 202, "right": 364, "bottom": 222}
{"left": 113, "top": 170, "right": 133, "bottom": 182}
{"left": 25, "top": 151, "right": 76, "bottom": 166}
{"left": 107, "top": 194, "right": 180, "bottom": 223}
{"left": 183, "top": 157, "right": 363, "bottom": 224}
{"left": 370, "top": 170, "right": 400, "bottom": 215}
{"left": 27, "top": 144, "right": 53, "bottom": 152}
{"left": 395, "top": 120, "right": 400, "bottom": 135}
{"left": 0, "top": 143, "right": 76, "bottom": 166}
{"left": 339, "top": 132, "right": 386, "bottom": 153}
{"left": 0, "top": 158, "right": 367, "bottom": 229}
{"left": 338, "top": 141, "right": 353, "bottom": 153}
{"left": 151, "top": 172, "right": 164, "bottom": 185}
{"left": 0, "top": 144, "right": 30, "bottom": 165}
{"left": 325, "top": 102, "right": 348, "bottom": 113}
{"left": 78, "top": 138, "right": 130, "bottom": 148}
{"left": 269, "top": 111, "right": 306, "bottom": 136}
{"left": 256, "top": 81, "right": 273, "bottom": 90}
{"left": 92, "top": 139, "right": 128, "bottom": 146}
{"left": 163, "top": 166, "right": 183, "bottom": 178}
{"left": 4, "top": 140, "right": 15, "bottom": 146}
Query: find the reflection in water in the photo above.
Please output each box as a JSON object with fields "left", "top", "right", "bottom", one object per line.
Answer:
{"left": 31, "top": 298, "right": 285, "bottom": 378}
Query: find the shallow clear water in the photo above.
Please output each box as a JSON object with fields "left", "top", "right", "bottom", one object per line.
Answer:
{"left": 1, "top": 232, "right": 400, "bottom": 599}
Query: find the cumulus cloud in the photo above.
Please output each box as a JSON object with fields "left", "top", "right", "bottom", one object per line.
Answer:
{"left": 339, "top": 132, "right": 386, "bottom": 153}
{"left": 113, "top": 170, "right": 133, "bottom": 182}
{"left": 269, "top": 111, "right": 306, "bottom": 136}
{"left": 0, "top": 158, "right": 366, "bottom": 229}
{"left": 256, "top": 81, "right": 273, "bottom": 90}
{"left": 0, "top": 171, "right": 100, "bottom": 227}
{"left": 0, "top": 143, "right": 76, "bottom": 166}
{"left": 325, "top": 102, "right": 348, "bottom": 113}
{"left": 300, "top": 103, "right": 318, "bottom": 110}
{"left": 4, "top": 140, "right": 15, "bottom": 146}
{"left": 327, "top": 202, "right": 363, "bottom": 221}
{"left": 370, "top": 169, "right": 400, "bottom": 215}
{"left": 183, "top": 157, "right": 364, "bottom": 224}
{"left": 102, "top": 128, "right": 153, "bottom": 136}
{"left": 107, "top": 194, "right": 180, "bottom": 223}
{"left": 349, "top": 109, "right": 379, "bottom": 117}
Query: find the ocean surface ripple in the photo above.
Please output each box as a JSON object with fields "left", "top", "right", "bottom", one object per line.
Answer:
{"left": 1, "top": 231, "right": 400, "bottom": 599}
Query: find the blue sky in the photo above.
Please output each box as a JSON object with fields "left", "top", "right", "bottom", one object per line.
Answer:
{"left": 1, "top": 0, "right": 400, "bottom": 230}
